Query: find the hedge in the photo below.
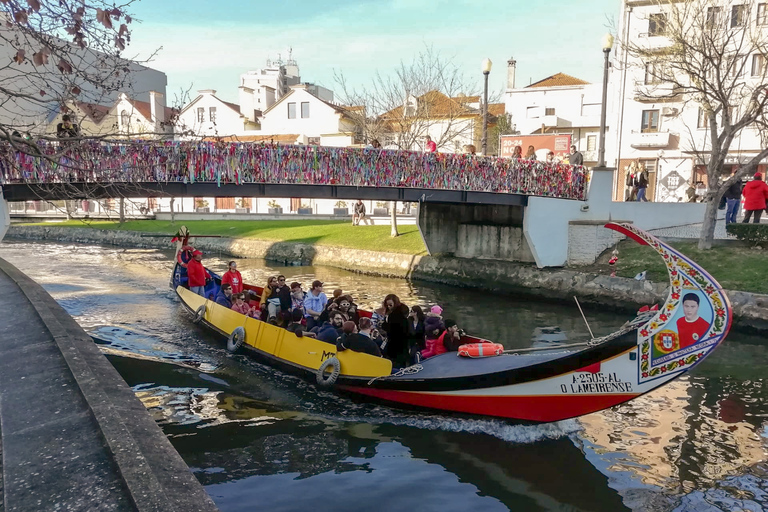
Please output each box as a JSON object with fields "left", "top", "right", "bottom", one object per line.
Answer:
{"left": 726, "top": 223, "right": 768, "bottom": 246}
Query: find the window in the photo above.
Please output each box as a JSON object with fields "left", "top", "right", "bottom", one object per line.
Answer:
{"left": 648, "top": 13, "right": 667, "bottom": 36}
{"left": 697, "top": 108, "right": 710, "bottom": 129}
{"left": 731, "top": 4, "right": 747, "bottom": 27}
{"left": 287, "top": 102, "right": 296, "bottom": 119}
{"left": 526, "top": 106, "right": 539, "bottom": 118}
{"left": 641, "top": 110, "right": 660, "bottom": 132}
{"left": 707, "top": 6, "right": 722, "bottom": 28}
{"left": 758, "top": 3, "right": 768, "bottom": 25}
{"left": 644, "top": 62, "right": 663, "bottom": 84}
{"left": 728, "top": 55, "right": 746, "bottom": 77}
{"left": 120, "top": 110, "right": 129, "bottom": 129}
{"left": 209, "top": 107, "right": 217, "bottom": 123}
{"left": 586, "top": 135, "right": 597, "bottom": 151}
{"left": 301, "top": 102, "right": 310, "bottom": 118}
{"left": 196, "top": 107, "right": 205, "bottom": 123}
{"left": 752, "top": 54, "right": 766, "bottom": 76}
{"left": 544, "top": 107, "right": 555, "bottom": 116}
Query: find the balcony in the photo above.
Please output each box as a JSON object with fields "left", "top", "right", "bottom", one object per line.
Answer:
{"left": 630, "top": 130, "right": 671, "bottom": 148}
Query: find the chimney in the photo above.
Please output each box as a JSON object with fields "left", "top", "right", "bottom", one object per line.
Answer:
{"left": 507, "top": 58, "right": 517, "bottom": 90}
{"left": 149, "top": 91, "right": 165, "bottom": 126}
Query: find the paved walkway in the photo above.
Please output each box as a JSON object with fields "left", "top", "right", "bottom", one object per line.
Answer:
{"left": 0, "top": 258, "right": 218, "bottom": 512}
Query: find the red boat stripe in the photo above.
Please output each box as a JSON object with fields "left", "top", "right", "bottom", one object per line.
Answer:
{"left": 340, "top": 386, "right": 639, "bottom": 422}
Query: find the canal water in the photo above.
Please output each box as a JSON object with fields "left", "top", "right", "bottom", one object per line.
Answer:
{"left": 1, "top": 239, "right": 766, "bottom": 512}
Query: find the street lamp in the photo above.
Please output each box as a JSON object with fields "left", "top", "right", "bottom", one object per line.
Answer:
{"left": 597, "top": 33, "right": 614, "bottom": 168}
{"left": 481, "top": 58, "right": 492, "bottom": 156}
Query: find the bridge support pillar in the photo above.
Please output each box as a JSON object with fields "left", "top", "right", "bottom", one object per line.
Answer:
{"left": 417, "top": 202, "right": 534, "bottom": 262}
{"left": 0, "top": 188, "right": 9, "bottom": 242}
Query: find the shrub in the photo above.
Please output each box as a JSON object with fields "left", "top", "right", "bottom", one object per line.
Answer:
{"left": 726, "top": 223, "right": 768, "bottom": 246}
{"left": 267, "top": 200, "right": 280, "bottom": 209}
{"left": 335, "top": 200, "right": 347, "bottom": 208}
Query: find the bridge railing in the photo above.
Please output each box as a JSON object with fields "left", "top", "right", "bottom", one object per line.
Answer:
{"left": 0, "top": 141, "right": 589, "bottom": 200}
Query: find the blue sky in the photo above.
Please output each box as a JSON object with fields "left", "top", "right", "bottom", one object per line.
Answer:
{"left": 126, "top": 0, "right": 620, "bottom": 105}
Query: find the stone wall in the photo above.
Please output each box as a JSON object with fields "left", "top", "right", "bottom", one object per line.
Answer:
{"left": 6, "top": 224, "right": 768, "bottom": 332}
{"left": 568, "top": 221, "right": 628, "bottom": 265}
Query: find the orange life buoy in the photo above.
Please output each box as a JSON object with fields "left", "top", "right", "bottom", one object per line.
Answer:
{"left": 457, "top": 343, "right": 504, "bottom": 358}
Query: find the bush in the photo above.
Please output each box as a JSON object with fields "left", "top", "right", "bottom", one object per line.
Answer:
{"left": 726, "top": 223, "right": 768, "bottom": 246}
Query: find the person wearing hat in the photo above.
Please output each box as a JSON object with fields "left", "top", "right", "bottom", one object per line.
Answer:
{"left": 186, "top": 250, "right": 210, "bottom": 297}
{"left": 742, "top": 172, "right": 768, "bottom": 223}
{"left": 303, "top": 280, "right": 327, "bottom": 330}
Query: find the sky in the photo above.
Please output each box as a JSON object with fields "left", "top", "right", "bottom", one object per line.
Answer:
{"left": 125, "top": 0, "right": 620, "bottom": 106}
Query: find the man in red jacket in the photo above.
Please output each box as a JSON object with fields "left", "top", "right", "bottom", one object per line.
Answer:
{"left": 742, "top": 172, "right": 768, "bottom": 223}
{"left": 186, "top": 250, "right": 209, "bottom": 296}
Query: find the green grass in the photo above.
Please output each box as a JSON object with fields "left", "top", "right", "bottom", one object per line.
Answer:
{"left": 588, "top": 240, "right": 768, "bottom": 295}
{"left": 23, "top": 219, "right": 428, "bottom": 255}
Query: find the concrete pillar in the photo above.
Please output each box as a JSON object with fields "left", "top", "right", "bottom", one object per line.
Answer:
{"left": 417, "top": 202, "right": 533, "bottom": 262}
{"left": 0, "top": 189, "right": 9, "bottom": 242}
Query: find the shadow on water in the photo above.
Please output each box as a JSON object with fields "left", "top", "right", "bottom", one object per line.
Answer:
{"left": 109, "top": 355, "right": 628, "bottom": 512}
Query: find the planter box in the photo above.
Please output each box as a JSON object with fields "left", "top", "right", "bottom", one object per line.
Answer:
{"left": 235, "top": 208, "right": 250, "bottom": 214}
{"left": 333, "top": 208, "right": 349, "bottom": 216}
{"left": 195, "top": 207, "right": 210, "bottom": 213}
{"left": 373, "top": 208, "right": 389, "bottom": 216}
{"left": 268, "top": 207, "right": 283, "bottom": 215}
{"left": 297, "top": 208, "right": 313, "bottom": 215}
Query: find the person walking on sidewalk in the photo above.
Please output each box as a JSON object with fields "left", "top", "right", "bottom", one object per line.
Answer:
{"left": 723, "top": 178, "right": 743, "bottom": 224}
{"left": 742, "top": 172, "right": 768, "bottom": 223}
{"left": 636, "top": 165, "right": 650, "bottom": 202}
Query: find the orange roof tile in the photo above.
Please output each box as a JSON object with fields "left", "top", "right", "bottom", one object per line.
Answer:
{"left": 381, "top": 90, "right": 480, "bottom": 120}
{"left": 126, "top": 98, "right": 177, "bottom": 122}
{"left": 526, "top": 72, "right": 590, "bottom": 88}
{"left": 487, "top": 103, "right": 506, "bottom": 117}
{"left": 75, "top": 102, "right": 110, "bottom": 124}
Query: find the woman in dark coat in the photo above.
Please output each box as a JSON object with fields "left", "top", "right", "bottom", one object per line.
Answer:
{"left": 406, "top": 305, "right": 426, "bottom": 363}
{"left": 381, "top": 294, "right": 410, "bottom": 367}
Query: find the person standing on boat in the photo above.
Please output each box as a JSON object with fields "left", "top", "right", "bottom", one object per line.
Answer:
{"left": 221, "top": 261, "right": 243, "bottom": 294}
{"left": 676, "top": 293, "right": 710, "bottom": 348}
{"left": 304, "top": 280, "right": 327, "bottom": 330}
{"left": 381, "top": 294, "right": 410, "bottom": 367}
{"left": 215, "top": 283, "right": 234, "bottom": 308}
{"left": 186, "top": 250, "right": 210, "bottom": 297}
{"left": 407, "top": 305, "right": 426, "bottom": 363}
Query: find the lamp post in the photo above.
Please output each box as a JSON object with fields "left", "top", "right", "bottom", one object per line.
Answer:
{"left": 481, "top": 58, "right": 492, "bottom": 156}
{"left": 597, "top": 33, "right": 614, "bottom": 168}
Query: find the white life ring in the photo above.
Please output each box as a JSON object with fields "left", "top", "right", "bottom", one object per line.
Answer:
{"left": 193, "top": 305, "right": 206, "bottom": 324}
{"left": 316, "top": 357, "right": 341, "bottom": 387}
{"left": 227, "top": 326, "right": 245, "bottom": 353}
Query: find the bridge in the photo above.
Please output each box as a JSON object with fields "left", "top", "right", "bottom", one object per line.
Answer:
{"left": 0, "top": 141, "right": 588, "bottom": 205}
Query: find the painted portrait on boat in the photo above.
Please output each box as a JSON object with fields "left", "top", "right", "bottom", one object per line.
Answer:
{"left": 652, "top": 290, "right": 713, "bottom": 357}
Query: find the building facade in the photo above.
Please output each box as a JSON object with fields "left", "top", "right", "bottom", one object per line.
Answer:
{"left": 177, "top": 90, "right": 255, "bottom": 138}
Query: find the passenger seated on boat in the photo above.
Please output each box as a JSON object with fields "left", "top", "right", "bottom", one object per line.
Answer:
{"left": 317, "top": 301, "right": 339, "bottom": 325}
{"left": 231, "top": 293, "right": 250, "bottom": 315}
{"left": 303, "top": 280, "right": 327, "bottom": 330}
{"left": 272, "top": 275, "right": 293, "bottom": 313}
{"left": 337, "top": 319, "right": 382, "bottom": 357}
{"left": 314, "top": 311, "right": 345, "bottom": 345}
{"left": 259, "top": 276, "right": 278, "bottom": 316}
{"left": 421, "top": 319, "right": 463, "bottom": 360}
{"left": 285, "top": 309, "right": 313, "bottom": 338}
{"left": 215, "top": 283, "right": 234, "bottom": 308}
{"left": 186, "top": 250, "right": 210, "bottom": 297}
{"left": 335, "top": 295, "right": 359, "bottom": 324}
{"left": 370, "top": 306, "right": 386, "bottom": 330}
{"left": 290, "top": 282, "right": 306, "bottom": 314}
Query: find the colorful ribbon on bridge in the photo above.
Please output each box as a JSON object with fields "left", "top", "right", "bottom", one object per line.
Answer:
{"left": 0, "top": 141, "right": 589, "bottom": 201}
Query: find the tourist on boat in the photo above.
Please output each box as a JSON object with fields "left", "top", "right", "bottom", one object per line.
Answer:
{"left": 421, "top": 319, "right": 463, "bottom": 359}
{"left": 314, "top": 311, "right": 345, "bottom": 344}
{"left": 259, "top": 276, "right": 278, "bottom": 312}
{"left": 337, "top": 319, "right": 382, "bottom": 357}
{"left": 231, "top": 293, "right": 258, "bottom": 318}
{"left": 303, "top": 280, "right": 327, "bottom": 330}
{"left": 424, "top": 306, "right": 445, "bottom": 343}
{"left": 263, "top": 275, "right": 291, "bottom": 320}
{"left": 215, "top": 283, "right": 234, "bottom": 308}
{"left": 407, "top": 305, "right": 426, "bottom": 360}
{"left": 290, "top": 282, "right": 306, "bottom": 313}
{"left": 186, "top": 250, "right": 210, "bottom": 296}
{"left": 336, "top": 295, "right": 359, "bottom": 324}
{"left": 221, "top": 261, "right": 243, "bottom": 294}
{"left": 371, "top": 306, "right": 386, "bottom": 330}
{"left": 381, "top": 294, "right": 410, "bottom": 366}
{"left": 677, "top": 293, "right": 710, "bottom": 348}
{"left": 332, "top": 288, "right": 344, "bottom": 301}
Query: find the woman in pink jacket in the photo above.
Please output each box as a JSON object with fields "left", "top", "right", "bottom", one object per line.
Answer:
{"left": 742, "top": 172, "right": 768, "bottom": 224}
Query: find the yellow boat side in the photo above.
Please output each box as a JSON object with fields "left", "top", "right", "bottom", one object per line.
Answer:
{"left": 177, "top": 286, "right": 393, "bottom": 379}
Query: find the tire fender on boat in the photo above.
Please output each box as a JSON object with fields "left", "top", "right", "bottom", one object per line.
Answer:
{"left": 316, "top": 357, "right": 341, "bottom": 387}
{"left": 457, "top": 343, "right": 505, "bottom": 358}
{"left": 193, "top": 305, "right": 206, "bottom": 324}
{"left": 227, "top": 326, "right": 245, "bottom": 353}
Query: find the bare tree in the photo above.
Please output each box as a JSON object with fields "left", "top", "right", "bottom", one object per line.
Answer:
{"left": 624, "top": 0, "right": 768, "bottom": 249}
{"left": 334, "top": 47, "right": 485, "bottom": 152}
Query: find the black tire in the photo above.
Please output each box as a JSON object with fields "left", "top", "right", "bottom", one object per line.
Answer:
{"left": 227, "top": 326, "right": 245, "bottom": 353}
{"left": 193, "top": 305, "right": 206, "bottom": 324}
{"left": 316, "top": 357, "right": 341, "bottom": 387}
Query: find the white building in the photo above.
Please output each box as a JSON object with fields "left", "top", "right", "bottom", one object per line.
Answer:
{"left": 504, "top": 59, "right": 603, "bottom": 166}
{"left": 176, "top": 90, "right": 256, "bottom": 138}
{"left": 610, "top": 0, "right": 768, "bottom": 202}
{"left": 259, "top": 84, "right": 357, "bottom": 147}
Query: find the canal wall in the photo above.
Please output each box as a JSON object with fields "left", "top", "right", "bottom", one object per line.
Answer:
{"left": 6, "top": 224, "right": 768, "bottom": 332}
{"left": 0, "top": 256, "right": 219, "bottom": 511}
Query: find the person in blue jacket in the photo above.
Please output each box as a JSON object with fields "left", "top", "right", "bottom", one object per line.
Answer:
{"left": 215, "top": 283, "right": 234, "bottom": 308}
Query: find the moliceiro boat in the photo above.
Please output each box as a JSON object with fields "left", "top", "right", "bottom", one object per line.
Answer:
{"left": 170, "top": 223, "right": 731, "bottom": 423}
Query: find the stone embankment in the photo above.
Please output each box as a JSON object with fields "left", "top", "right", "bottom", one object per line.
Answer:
{"left": 7, "top": 224, "right": 768, "bottom": 332}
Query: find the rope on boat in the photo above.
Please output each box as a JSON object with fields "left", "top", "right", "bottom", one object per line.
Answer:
{"left": 367, "top": 364, "right": 424, "bottom": 386}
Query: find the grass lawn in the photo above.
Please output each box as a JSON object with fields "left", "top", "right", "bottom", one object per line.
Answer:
{"left": 23, "top": 219, "right": 428, "bottom": 255}
{"left": 587, "top": 240, "right": 768, "bottom": 295}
